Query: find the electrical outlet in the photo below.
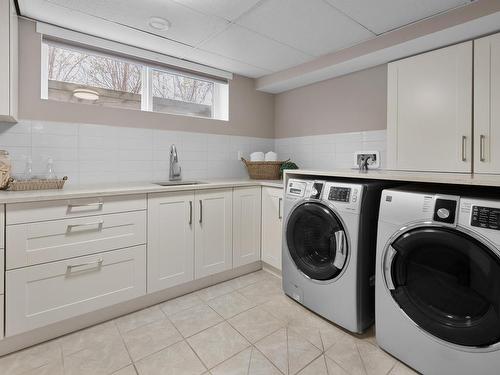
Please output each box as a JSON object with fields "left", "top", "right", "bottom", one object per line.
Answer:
{"left": 353, "top": 151, "right": 380, "bottom": 169}
{"left": 237, "top": 151, "right": 244, "bottom": 160}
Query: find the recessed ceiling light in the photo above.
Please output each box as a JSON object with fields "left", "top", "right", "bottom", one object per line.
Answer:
{"left": 73, "top": 88, "right": 99, "bottom": 101}
{"left": 148, "top": 17, "right": 171, "bottom": 31}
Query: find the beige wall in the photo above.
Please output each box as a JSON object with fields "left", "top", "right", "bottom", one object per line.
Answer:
{"left": 274, "top": 65, "right": 387, "bottom": 138}
{"left": 18, "top": 19, "right": 275, "bottom": 138}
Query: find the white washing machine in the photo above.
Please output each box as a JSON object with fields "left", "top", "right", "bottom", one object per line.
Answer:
{"left": 282, "top": 176, "right": 390, "bottom": 333}
{"left": 376, "top": 187, "right": 500, "bottom": 375}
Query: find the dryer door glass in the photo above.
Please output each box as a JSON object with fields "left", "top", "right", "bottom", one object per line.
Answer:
{"left": 389, "top": 227, "right": 500, "bottom": 347}
{"left": 286, "top": 202, "right": 347, "bottom": 281}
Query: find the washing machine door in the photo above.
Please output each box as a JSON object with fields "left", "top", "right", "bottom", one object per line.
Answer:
{"left": 384, "top": 226, "right": 500, "bottom": 348}
{"left": 286, "top": 201, "right": 348, "bottom": 281}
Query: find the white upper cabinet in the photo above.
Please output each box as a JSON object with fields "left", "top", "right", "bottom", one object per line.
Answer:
{"left": 233, "top": 187, "right": 261, "bottom": 268}
{"left": 474, "top": 32, "right": 500, "bottom": 174}
{"left": 261, "top": 187, "right": 283, "bottom": 271}
{"left": 147, "top": 191, "right": 195, "bottom": 292}
{"left": 387, "top": 41, "right": 473, "bottom": 173}
{"left": 0, "top": 0, "right": 18, "bottom": 123}
{"left": 194, "top": 189, "right": 233, "bottom": 279}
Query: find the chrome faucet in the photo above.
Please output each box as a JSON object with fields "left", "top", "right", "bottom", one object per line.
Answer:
{"left": 169, "top": 144, "right": 182, "bottom": 181}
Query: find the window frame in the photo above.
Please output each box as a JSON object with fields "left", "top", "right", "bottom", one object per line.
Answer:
{"left": 40, "top": 40, "right": 229, "bottom": 121}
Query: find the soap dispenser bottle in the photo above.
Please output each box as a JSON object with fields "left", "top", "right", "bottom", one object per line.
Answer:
{"left": 45, "top": 158, "right": 57, "bottom": 179}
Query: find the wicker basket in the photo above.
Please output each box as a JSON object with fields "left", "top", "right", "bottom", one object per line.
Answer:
{"left": 241, "top": 158, "right": 286, "bottom": 180}
{"left": 7, "top": 176, "right": 68, "bottom": 191}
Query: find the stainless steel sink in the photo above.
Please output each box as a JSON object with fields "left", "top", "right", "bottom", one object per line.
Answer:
{"left": 154, "top": 180, "right": 206, "bottom": 186}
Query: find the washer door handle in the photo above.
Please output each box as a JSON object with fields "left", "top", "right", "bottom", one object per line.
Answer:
{"left": 333, "top": 230, "right": 347, "bottom": 269}
{"left": 383, "top": 246, "right": 397, "bottom": 290}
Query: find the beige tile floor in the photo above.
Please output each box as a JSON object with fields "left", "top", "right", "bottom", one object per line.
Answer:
{"left": 0, "top": 269, "right": 419, "bottom": 375}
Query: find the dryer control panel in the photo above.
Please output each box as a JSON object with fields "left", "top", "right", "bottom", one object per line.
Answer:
{"left": 471, "top": 206, "right": 500, "bottom": 231}
{"left": 459, "top": 198, "right": 500, "bottom": 247}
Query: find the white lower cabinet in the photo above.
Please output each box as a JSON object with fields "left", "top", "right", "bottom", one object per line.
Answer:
{"left": 261, "top": 187, "right": 283, "bottom": 270}
{"left": 6, "top": 245, "right": 146, "bottom": 336}
{"left": 233, "top": 187, "right": 262, "bottom": 268}
{"left": 195, "top": 189, "right": 233, "bottom": 279}
{"left": 147, "top": 191, "right": 195, "bottom": 292}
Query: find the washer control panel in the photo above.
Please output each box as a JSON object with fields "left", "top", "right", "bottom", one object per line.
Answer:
{"left": 471, "top": 206, "right": 500, "bottom": 231}
{"left": 286, "top": 180, "right": 307, "bottom": 198}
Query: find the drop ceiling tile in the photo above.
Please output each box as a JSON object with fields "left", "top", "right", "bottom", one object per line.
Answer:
{"left": 183, "top": 49, "right": 272, "bottom": 78}
{"left": 20, "top": 0, "right": 193, "bottom": 58}
{"left": 201, "top": 24, "right": 312, "bottom": 72}
{"left": 326, "top": 0, "right": 473, "bottom": 34}
{"left": 172, "top": 0, "right": 263, "bottom": 22}
{"left": 237, "top": 0, "right": 374, "bottom": 57}
{"left": 45, "top": 0, "right": 230, "bottom": 46}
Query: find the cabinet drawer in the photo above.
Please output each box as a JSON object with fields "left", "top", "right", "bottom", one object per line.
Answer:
{"left": 6, "top": 194, "right": 147, "bottom": 224}
{"left": 6, "top": 211, "right": 146, "bottom": 269}
{"left": 6, "top": 245, "right": 146, "bottom": 336}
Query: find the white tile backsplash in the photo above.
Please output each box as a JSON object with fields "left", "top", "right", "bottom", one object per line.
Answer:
{"left": 276, "top": 130, "right": 387, "bottom": 170}
{"left": 0, "top": 120, "right": 276, "bottom": 185}
{"left": 0, "top": 121, "right": 387, "bottom": 185}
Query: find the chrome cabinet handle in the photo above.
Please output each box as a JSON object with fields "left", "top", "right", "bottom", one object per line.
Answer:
{"left": 68, "top": 201, "right": 103, "bottom": 210}
{"left": 480, "top": 134, "right": 486, "bottom": 162}
{"left": 278, "top": 197, "right": 283, "bottom": 219}
{"left": 199, "top": 200, "right": 203, "bottom": 223}
{"left": 66, "top": 257, "right": 103, "bottom": 272}
{"left": 461, "top": 136, "right": 467, "bottom": 162}
{"left": 189, "top": 201, "right": 193, "bottom": 225}
{"left": 67, "top": 220, "right": 104, "bottom": 231}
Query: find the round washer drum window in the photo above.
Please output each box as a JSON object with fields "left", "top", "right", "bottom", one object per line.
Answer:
{"left": 389, "top": 226, "right": 500, "bottom": 348}
{"left": 286, "top": 202, "right": 347, "bottom": 281}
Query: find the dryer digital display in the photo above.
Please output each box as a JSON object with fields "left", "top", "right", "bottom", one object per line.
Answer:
{"left": 471, "top": 206, "right": 500, "bottom": 230}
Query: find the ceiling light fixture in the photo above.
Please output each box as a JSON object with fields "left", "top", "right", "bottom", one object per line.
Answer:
{"left": 72, "top": 89, "right": 99, "bottom": 101}
{"left": 148, "top": 17, "right": 171, "bottom": 31}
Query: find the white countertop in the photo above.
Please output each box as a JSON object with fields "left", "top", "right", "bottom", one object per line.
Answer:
{"left": 285, "top": 169, "right": 500, "bottom": 187}
{"left": 0, "top": 179, "right": 284, "bottom": 204}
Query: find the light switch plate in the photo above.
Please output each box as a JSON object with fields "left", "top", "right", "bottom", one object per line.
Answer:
{"left": 353, "top": 151, "right": 380, "bottom": 169}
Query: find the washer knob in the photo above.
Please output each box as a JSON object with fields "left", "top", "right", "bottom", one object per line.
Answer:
{"left": 437, "top": 208, "right": 450, "bottom": 219}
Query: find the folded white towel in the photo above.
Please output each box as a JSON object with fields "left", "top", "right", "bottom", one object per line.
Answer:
{"left": 250, "top": 152, "right": 265, "bottom": 161}
{"left": 265, "top": 151, "right": 278, "bottom": 161}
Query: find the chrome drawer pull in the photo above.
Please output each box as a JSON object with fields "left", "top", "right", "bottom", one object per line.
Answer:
{"left": 66, "top": 257, "right": 103, "bottom": 271}
{"left": 68, "top": 202, "right": 104, "bottom": 210}
{"left": 67, "top": 220, "right": 104, "bottom": 231}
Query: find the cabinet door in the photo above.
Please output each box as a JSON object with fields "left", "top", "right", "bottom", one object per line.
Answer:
{"left": 195, "top": 189, "right": 232, "bottom": 279}
{"left": 148, "top": 191, "right": 194, "bottom": 292}
{"left": 387, "top": 41, "right": 472, "bottom": 172}
{"left": 474, "top": 32, "right": 500, "bottom": 174}
{"left": 261, "top": 187, "right": 283, "bottom": 270}
{"left": 0, "top": 0, "right": 17, "bottom": 122}
{"left": 233, "top": 187, "right": 261, "bottom": 268}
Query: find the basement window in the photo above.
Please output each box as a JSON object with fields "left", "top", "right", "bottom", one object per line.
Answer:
{"left": 41, "top": 41, "right": 229, "bottom": 120}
